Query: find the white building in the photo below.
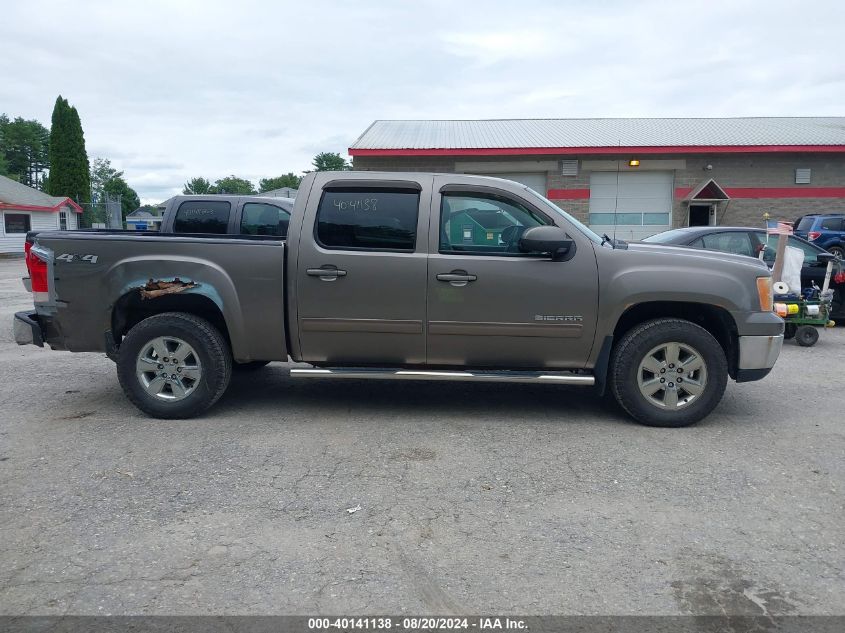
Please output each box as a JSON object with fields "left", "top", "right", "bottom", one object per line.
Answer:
{"left": 0, "top": 175, "right": 82, "bottom": 254}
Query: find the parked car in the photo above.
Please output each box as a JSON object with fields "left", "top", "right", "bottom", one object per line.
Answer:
{"left": 642, "top": 226, "right": 844, "bottom": 318}
{"left": 793, "top": 214, "right": 845, "bottom": 258}
{"left": 13, "top": 172, "right": 784, "bottom": 428}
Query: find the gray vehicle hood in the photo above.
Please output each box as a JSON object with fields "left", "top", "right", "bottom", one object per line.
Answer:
{"left": 625, "top": 242, "right": 771, "bottom": 274}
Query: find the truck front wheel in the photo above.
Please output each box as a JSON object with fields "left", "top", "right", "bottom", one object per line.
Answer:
{"left": 609, "top": 318, "right": 728, "bottom": 427}
{"left": 117, "top": 312, "right": 232, "bottom": 419}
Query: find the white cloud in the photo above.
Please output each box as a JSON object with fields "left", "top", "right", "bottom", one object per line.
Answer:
{"left": 439, "top": 30, "right": 557, "bottom": 65}
{"left": 1, "top": 0, "right": 843, "bottom": 204}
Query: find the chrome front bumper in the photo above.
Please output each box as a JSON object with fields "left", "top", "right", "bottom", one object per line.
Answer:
{"left": 738, "top": 334, "right": 783, "bottom": 370}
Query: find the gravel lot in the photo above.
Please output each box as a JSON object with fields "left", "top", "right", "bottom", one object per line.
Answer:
{"left": 0, "top": 256, "right": 842, "bottom": 616}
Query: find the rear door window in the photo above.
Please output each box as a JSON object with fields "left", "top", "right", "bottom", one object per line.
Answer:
{"left": 241, "top": 202, "right": 290, "bottom": 237}
{"left": 694, "top": 232, "right": 755, "bottom": 258}
{"left": 820, "top": 217, "right": 844, "bottom": 231}
{"left": 316, "top": 189, "right": 419, "bottom": 251}
{"left": 795, "top": 216, "right": 816, "bottom": 231}
{"left": 173, "top": 200, "right": 231, "bottom": 234}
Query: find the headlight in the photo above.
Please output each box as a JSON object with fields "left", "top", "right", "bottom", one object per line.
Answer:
{"left": 757, "top": 276, "right": 773, "bottom": 312}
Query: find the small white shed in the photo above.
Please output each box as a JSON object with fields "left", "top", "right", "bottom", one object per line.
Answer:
{"left": 0, "top": 175, "right": 82, "bottom": 255}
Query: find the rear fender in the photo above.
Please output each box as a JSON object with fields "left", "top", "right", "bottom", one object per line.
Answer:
{"left": 105, "top": 255, "right": 248, "bottom": 358}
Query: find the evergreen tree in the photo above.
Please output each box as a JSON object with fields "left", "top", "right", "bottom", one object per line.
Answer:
{"left": 0, "top": 114, "right": 50, "bottom": 188}
{"left": 49, "top": 96, "right": 91, "bottom": 223}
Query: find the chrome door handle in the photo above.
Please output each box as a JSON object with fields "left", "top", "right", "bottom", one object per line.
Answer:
{"left": 306, "top": 266, "right": 347, "bottom": 281}
{"left": 437, "top": 271, "right": 477, "bottom": 286}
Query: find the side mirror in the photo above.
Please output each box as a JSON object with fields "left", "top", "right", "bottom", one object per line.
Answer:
{"left": 519, "top": 226, "right": 574, "bottom": 261}
{"left": 817, "top": 252, "right": 836, "bottom": 264}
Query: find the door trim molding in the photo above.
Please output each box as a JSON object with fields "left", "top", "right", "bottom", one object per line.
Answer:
{"left": 301, "top": 318, "right": 423, "bottom": 334}
{"left": 429, "top": 321, "right": 582, "bottom": 338}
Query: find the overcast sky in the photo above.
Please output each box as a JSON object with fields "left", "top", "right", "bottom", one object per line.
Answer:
{"left": 3, "top": 0, "right": 843, "bottom": 203}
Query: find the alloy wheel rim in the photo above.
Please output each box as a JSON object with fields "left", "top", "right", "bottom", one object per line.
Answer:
{"left": 637, "top": 341, "right": 707, "bottom": 410}
{"left": 135, "top": 336, "right": 201, "bottom": 402}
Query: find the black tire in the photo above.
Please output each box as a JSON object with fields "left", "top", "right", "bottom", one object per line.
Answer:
{"left": 783, "top": 323, "right": 796, "bottom": 340}
{"left": 828, "top": 245, "right": 844, "bottom": 259}
{"left": 117, "top": 312, "right": 232, "bottom": 419}
{"left": 795, "top": 325, "right": 819, "bottom": 347}
{"left": 233, "top": 360, "right": 271, "bottom": 371}
{"left": 609, "top": 318, "right": 728, "bottom": 428}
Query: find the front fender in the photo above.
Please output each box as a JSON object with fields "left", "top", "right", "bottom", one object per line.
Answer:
{"left": 596, "top": 264, "right": 754, "bottom": 337}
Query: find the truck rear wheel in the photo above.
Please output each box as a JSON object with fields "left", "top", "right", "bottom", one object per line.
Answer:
{"left": 609, "top": 318, "right": 727, "bottom": 427}
{"left": 117, "top": 312, "right": 232, "bottom": 419}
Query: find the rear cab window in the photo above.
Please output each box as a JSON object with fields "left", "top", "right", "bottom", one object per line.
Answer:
{"left": 241, "top": 202, "right": 290, "bottom": 237}
{"left": 173, "top": 200, "right": 231, "bottom": 234}
{"left": 316, "top": 189, "right": 420, "bottom": 251}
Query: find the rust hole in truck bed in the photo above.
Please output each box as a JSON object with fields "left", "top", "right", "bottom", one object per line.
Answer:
{"left": 139, "top": 278, "right": 198, "bottom": 300}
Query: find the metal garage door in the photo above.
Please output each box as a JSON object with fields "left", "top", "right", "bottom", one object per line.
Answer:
{"left": 589, "top": 171, "right": 673, "bottom": 241}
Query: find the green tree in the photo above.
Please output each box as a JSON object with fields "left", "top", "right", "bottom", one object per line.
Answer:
{"left": 183, "top": 177, "right": 214, "bottom": 195}
{"left": 258, "top": 172, "right": 302, "bottom": 192}
{"left": 103, "top": 175, "right": 140, "bottom": 220}
{"left": 90, "top": 157, "right": 120, "bottom": 202}
{"left": 48, "top": 96, "right": 91, "bottom": 222}
{"left": 311, "top": 152, "right": 350, "bottom": 171}
{"left": 0, "top": 114, "right": 50, "bottom": 189}
{"left": 213, "top": 175, "right": 256, "bottom": 194}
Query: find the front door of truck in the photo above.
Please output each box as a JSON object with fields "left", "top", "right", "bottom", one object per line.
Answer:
{"left": 294, "top": 176, "right": 431, "bottom": 365}
{"left": 426, "top": 178, "right": 599, "bottom": 368}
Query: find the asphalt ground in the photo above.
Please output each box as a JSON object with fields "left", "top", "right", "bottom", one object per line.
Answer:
{"left": 0, "top": 256, "right": 842, "bottom": 616}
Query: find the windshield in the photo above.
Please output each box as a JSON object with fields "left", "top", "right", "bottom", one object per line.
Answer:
{"left": 522, "top": 187, "right": 603, "bottom": 244}
{"left": 641, "top": 228, "right": 694, "bottom": 244}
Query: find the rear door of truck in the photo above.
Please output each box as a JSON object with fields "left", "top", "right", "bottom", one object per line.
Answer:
{"left": 291, "top": 174, "right": 432, "bottom": 365}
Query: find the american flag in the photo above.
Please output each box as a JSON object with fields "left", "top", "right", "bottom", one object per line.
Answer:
{"left": 766, "top": 221, "right": 793, "bottom": 235}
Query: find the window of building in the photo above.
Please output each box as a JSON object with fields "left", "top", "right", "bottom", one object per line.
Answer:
{"left": 59, "top": 211, "right": 68, "bottom": 230}
{"left": 795, "top": 168, "right": 811, "bottom": 184}
{"left": 440, "top": 193, "right": 550, "bottom": 255}
{"left": 4, "top": 213, "right": 31, "bottom": 234}
{"left": 240, "top": 203, "right": 290, "bottom": 237}
{"left": 173, "top": 201, "right": 231, "bottom": 234}
{"left": 316, "top": 189, "right": 419, "bottom": 251}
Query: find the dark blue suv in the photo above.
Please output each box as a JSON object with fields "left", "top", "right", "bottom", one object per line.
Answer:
{"left": 794, "top": 214, "right": 845, "bottom": 258}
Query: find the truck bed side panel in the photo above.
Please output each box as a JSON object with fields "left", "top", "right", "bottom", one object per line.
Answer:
{"left": 33, "top": 233, "right": 287, "bottom": 362}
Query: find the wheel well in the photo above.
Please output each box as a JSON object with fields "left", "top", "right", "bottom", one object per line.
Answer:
{"left": 613, "top": 302, "right": 739, "bottom": 377}
{"left": 112, "top": 291, "right": 230, "bottom": 348}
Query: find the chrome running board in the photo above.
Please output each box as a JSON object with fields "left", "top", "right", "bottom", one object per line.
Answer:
{"left": 290, "top": 367, "right": 594, "bottom": 385}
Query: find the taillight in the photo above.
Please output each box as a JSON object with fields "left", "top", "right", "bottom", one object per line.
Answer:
{"left": 24, "top": 240, "right": 32, "bottom": 274}
{"left": 29, "top": 250, "right": 50, "bottom": 300}
{"left": 808, "top": 231, "right": 821, "bottom": 241}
